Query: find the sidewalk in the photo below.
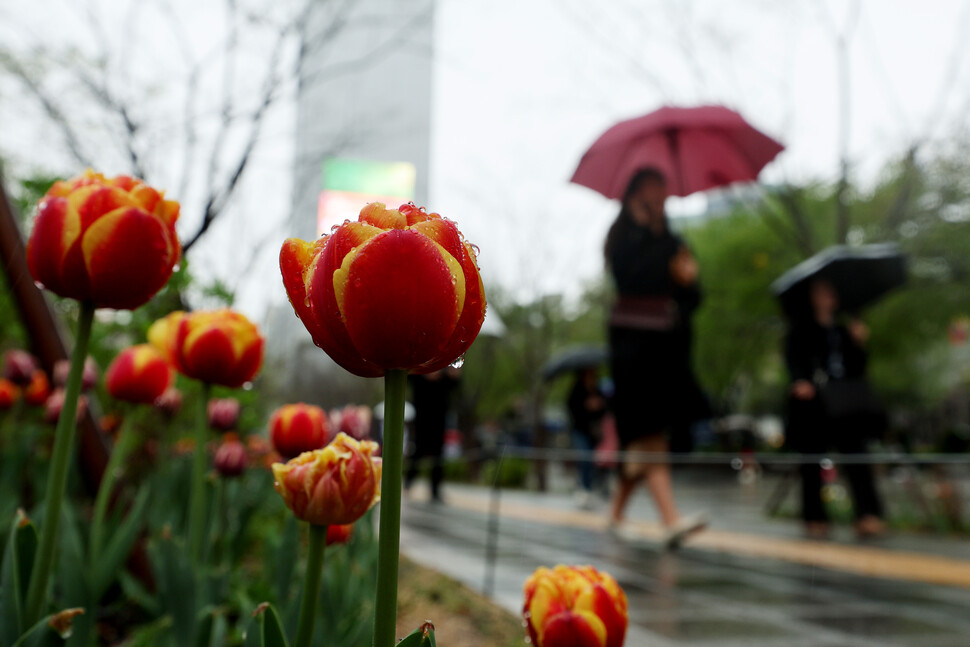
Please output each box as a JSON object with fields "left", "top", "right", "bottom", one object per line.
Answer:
{"left": 399, "top": 474, "right": 970, "bottom": 647}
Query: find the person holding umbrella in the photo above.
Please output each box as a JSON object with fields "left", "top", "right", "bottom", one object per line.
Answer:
{"left": 784, "top": 280, "right": 888, "bottom": 540}
{"left": 604, "top": 167, "right": 708, "bottom": 548}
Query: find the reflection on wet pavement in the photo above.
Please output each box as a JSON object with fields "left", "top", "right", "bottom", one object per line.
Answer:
{"left": 400, "top": 491, "right": 970, "bottom": 646}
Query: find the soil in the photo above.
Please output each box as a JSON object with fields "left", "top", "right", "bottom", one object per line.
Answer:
{"left": 396, "top": 557, "right": 525, "bottom": 647}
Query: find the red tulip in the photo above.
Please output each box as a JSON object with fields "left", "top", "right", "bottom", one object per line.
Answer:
{"left": 154, "top": 387, "right": 183, "bottom": 417}
{"left": 0, "top": 379, "right": 20, "bottom": 410}
{"left": 148, "top": 309, "right": 264, "bottom": 388}
{"left": 105, "top": 345, "right": 173, "bottom": 404}
{"left": 44, "top": 389, "right": 88, "bottom": 424}
{"left": 280, "top": 202, "right": 486, "bottom": 377}
{"left": 214, "top": 438, "right": 247, "bottom": 478}
{"left": 523, "top": 565, "right": 628, "bottom": 647}
{"left": 208, "top": 398, "right": 241, "bottom": 431}
{"left": 272, "top": 433, "right": 382, "bottom": 526}
{"left": 23, "top": 370, "right": 51, "bottom": 407}
{"left": 326, "top": 524, "right": 354, "bottom": 546}
{"left": 54, "top": 357, "right": 99, "bottom": 392}
{"left": 269, "top": 403, "right": 329, "bottom": 459}
{"left": 3, "top": 350, "right": 39, "bottom": 386}
{"left": 26, "top": 170, "right": 180, "bottom": 309}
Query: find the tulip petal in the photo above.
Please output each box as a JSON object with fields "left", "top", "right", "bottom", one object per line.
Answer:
{"left": 334, "top": 229, "right": 463, "bottom": 370}
{"left": 416, "top": 240, "right": 486, "bottom": 373}
{"left": 27, "top": 196, "right": 77, "bottom": 296}
{"left": 359, "top": 202, "right": 406, "bottom": 230}
{"left": 81, "top": 207, "right": 177, "bottom": 309}
{"left": 542, "top": 611, "right": 608, "bottom": 647}
{"left": 300, "top": 227, "right": 386, "bottom": 377}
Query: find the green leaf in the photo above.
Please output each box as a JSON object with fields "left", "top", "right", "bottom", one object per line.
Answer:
{"left": 120, "top": 615, "right": 173, "bottom": 647}
{"left": 0, "top": 509, "right": 38, "bottom": 642}
{"left": 91, "top": 486, "right": 152, "bottom": 600}
{"left": 246, "top": 603, "right": 289, "bottom": 647}
{"left": 396, "top": 622, "right": 436, "bottom": 647}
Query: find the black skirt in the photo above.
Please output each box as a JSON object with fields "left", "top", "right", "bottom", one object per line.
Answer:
{"left": 609, "top": 326, "right": 706, "bottom": 448}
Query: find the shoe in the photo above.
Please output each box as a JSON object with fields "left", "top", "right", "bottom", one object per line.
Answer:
{"left": 854, "top": 515, "right": 886, "bottom": 539}
{"left": 804, "top": 522, "right": 830, "bottom": 540}
{"left": 662, "top": 512, "right": 707, "bottom": 550}
{"left": 575, "top": 490, "right": 596, "bottom": 511}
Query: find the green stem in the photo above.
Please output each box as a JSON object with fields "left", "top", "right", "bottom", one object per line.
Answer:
{"left": 90, "top": 405, "right": 138, "bottom": 565}
{"left": 373, "top": 369, "right": 407, "bottom": 647}
{"left": 295, "top": 523, "right": 328, "bottom": 647}
{"left": 188, "top": 382, "right": 211, "bottom": 565}
{"left": 24, "top": 300, "right": 95, "bottom": 625}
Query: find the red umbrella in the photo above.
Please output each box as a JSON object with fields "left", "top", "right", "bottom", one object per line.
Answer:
{"left": 570, "top": 105, "right": 784, "bottom": 199}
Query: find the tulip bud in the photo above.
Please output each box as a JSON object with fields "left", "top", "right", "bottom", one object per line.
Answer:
{"left": 148, "top": 309, "right": 264, "bottom": 388}
{"left": 272, "top": 433, "right": 381, "bottom": 526}
{"left": 280, "top": 202, "right": 486, "bottom": 377}
{"left": 333, "top": 405, "right": 372, "bottom": 440}
{"left": 154, "top": 387, "right": 183, "bottom": 417}
{"left": 3, "top": 350, "right": 38, "bottom": 386}
{"left": 44, "top": 388, "right": 88, "bottom": 424}
{"left": 54, "top": 357, "right": 99, "bottom": 392}
{"left": 0, "top": 379, "right": 20, "bottom": 410}
{"left": 208, "top": 397, "right": 241, "bottom": 431}
{"left": 23, "top": 370, "right": 51, "bottom": 407}
{"left": 523, "top": 565, "right": 628, "bottom": 647}
{"left": 326, "top": 524, "right": 354, "bottom": 546}
{"left": 26, "top": 171, "right": 181, "bottom": 310}
{"left": 214, "top": 438, "right": 248, "bottom": 478}
{"left": 105, "top": 345, "right": 173, "bottom": 404}
{"left": 269, "top": 403, "right": 329, "bottom": 459}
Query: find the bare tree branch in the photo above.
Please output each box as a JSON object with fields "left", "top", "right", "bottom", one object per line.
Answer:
{"left": 0, "top": 51, "right": 95, "bottom": 168}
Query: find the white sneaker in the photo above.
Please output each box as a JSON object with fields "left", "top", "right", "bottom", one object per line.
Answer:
{"left": 575, "top": 490, "right": 596, "bottom": 511}
{"left": 662, "top": 512, "right": 708, "bottom": 550}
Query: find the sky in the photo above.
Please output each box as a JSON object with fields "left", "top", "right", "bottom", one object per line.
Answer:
{"left": 2, "top": 0, "right": 970, "bottom": 323}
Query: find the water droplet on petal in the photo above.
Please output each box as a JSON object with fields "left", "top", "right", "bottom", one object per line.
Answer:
{"left": 303, "top": 296, "right": 311, "bottom": 308}
{"left": 449, "top": 355, "right": 465, "bottom": 369}
{"left": 173, "top": 264, "right": 182, "bottom": 272}
{"left": 243, "top": 381, "right": 254, "bottom": 391}
{"left": 730, "top": 457, "right": 743, "bottom": 471}
{"left": 34, "top": 281, "right": 46, "bottom": 290}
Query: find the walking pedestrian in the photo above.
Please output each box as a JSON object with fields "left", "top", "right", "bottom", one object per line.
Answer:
{"left": 605, "top": 168, "right": 708, "bottom": 549}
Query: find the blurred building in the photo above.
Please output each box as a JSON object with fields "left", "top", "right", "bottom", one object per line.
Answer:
{"left": 264, "top": 0, "right": 435, "bottom": 406}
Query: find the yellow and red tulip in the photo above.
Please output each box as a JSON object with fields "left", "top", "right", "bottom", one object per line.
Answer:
{"left": 105, "top": 345, "right": 173, "bottom": 404}
{"left": 26, "top": 171, "right": 180, "bottom": 310}
{"left": 272, "top": 433, "right": 381, "bottom": 526}
{"left": 0, "top": 379, "right": 20, "bottom": 410}
{"left": 523, "top": 565, "right": 628, "bottom": 647}
{"left": 269, "top": 403, "right": 330, "bottom": 459}
{"left": 23, "top": 370, "right": 51, "bottom": 407}
{"left": 280, "top": 202, "right": 486, "bottom": 377}
{"left": 148, "top": 309, "right": 264, "bottom": 388}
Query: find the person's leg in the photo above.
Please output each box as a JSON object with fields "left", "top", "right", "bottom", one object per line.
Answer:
{"left": 610, "top": 474, "right": 637, "bottom": 523}
{"left": 789, "top": 401, "right": 827, "bottom": 527}
{"left": 571, "top": 431, "right": 594, "bottom": 492}
{"left": 835, "top": 415, "right": 884, "bottom": 522}
{"left": 430, "top": 457, "right": 444, "bottom": 501}
{"left": 639, "top": 434, "right": 680, "bottom": 527}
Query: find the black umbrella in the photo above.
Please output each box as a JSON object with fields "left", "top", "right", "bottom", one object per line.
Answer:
{"left": 772, "top": 244, "right": 906, "bottom": 317}
{"left": 542, "top": 346, "right": 608, "bottom": 382}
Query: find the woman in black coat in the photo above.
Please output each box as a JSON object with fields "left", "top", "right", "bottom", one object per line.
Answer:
{"left": 605, "top": 168, "right": 707, "bottom": 548}
{"left": 785, "top": 280, "right": 886, "bottom": 539}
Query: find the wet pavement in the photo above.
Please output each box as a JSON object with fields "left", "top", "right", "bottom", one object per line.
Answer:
{"left": 399, "top": 476, "right": 970, "bottom": 646}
